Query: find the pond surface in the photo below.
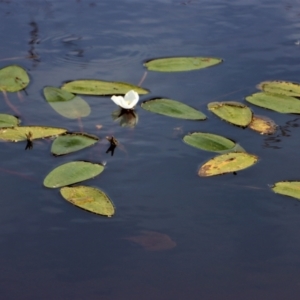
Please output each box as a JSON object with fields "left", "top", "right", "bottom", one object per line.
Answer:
{"left": 1, "top": 0, "right": 300, "bottom": 299}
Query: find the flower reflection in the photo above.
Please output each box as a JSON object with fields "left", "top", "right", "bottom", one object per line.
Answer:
{"left": 112, "top": 108, "right": 138, "bottom": 128}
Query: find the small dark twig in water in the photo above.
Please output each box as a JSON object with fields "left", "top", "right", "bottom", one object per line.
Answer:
{"left": 106, "top": 136, "right": 118, "bottom": 156}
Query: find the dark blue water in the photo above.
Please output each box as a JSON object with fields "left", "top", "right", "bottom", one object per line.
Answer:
{"left": 1, "top": 0, "right": 300, "bottom": 299}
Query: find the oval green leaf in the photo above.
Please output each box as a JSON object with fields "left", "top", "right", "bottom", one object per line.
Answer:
{"left": 183, "top": 132, "right": 236, "bottom": 152}
{"left": 245, "top": 92, "right": 300, "bottom": 114}
{"left": 144, "top": 57, "right": 223, "bottom": 72}
{"left": 208, "top": 101, "right": 253, "bottom": 127}
{"left": 0, "top": 114, "right": 19, "bottom": 128}
{"left": 272, "top": 181, "right": 300, "bottom": 200}
{"left": 43, "top": 161, "right": 104, "bottom": 188}
{"left": 44, "top": 87, "right": 91, "bottom": 119}
{"left": 48, "top": 96, "right": 91, "bottom": 119}
{"left": 0, "top": 65, "right": 30, "bottom": 92}
{"left": 44, "top": 86, "right": 75, "bottom": 102}
{"left": 0, "top": 126, "right": 67, "bottom": 142}
{"left": 248, "top": 115, "right": 277, "bottom": 135}
{"left": 141, "top": 98, "right": 206, "bottom": 120}
{"left": 60, "top": 186, "right": 115, "bottom": 217}
{"left": 61, "top": 80, "right": 149, "bottom": 96}
{"left": 198, "top": 152, "right": 258, "bottom": 177}
{"left": 51, "top": 133, "right": 99, "bottom": 156}
{"left": 258, "top": 80, "right": 300, "bottom": 97}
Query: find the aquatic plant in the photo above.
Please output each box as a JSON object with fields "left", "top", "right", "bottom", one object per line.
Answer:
{"left": 2, "top": 57, "right": 300, "bottom": 219}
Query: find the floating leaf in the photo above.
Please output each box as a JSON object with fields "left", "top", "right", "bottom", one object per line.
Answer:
{"left": 44, "top": 86, "right": 75, "bottom": 102}
{"left": 183, "top": 132, "right": 236, "bottom": 152}
{"left": 245, "top": 92, "right": 300, "bottom": 114}
{"left": 123, "top": 231, "right": 176, "bottom": 251}
{"left": 248, "top": 115, "right": 277, "bottom": 135}
{"left": 51, "top": 133, "right": 99, "bottom": 156}
{"left": 0, "top": 114, "right": 19, "bottom": 128}
{"left": 258, "top": 80, "right": 300, "bottom": 97}
{"left": 199, "top": 152, "right": 258, "bottom": 177}
{"left": 144, "top": 57, "right": 223, "bottom": 72}
{"left": 0, "top": 65, "right": 30, "bottom": 92}
{"left": 0, "top": 126, "right": 67, "bottom": 142}
{"left": 48, "top": 97, "right": 91, "bottom": 119}
{"left": 43, "top": 161, "right": 104, "bottom": 188}
{"left": 44, "top": 87, "right": 91, "bottom": 119}
{"left": 60, "top": 186, "right": 114, "bottom": 217}
{"left": 141, "top": 98, "right": 206, "bottom": 120}
{"left": 272, "top": 181, "right": 300, "bottom": 200}
{"left": 208, "top": 101, "right": 253, "bottom": 127}
{"left": 61, "top": 80, "right": 149, "bottom": 96}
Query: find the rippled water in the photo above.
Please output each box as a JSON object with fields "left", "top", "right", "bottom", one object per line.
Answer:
{"left": 1, "top": 0, "right": 300, "bottom": 299}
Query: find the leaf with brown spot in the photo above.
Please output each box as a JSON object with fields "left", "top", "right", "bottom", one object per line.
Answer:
{"left": 198, "top": 152, "right": 259, "bottom": 177}
{"left": 258, "top": 80, "right": 300, "bottom": 97}
{"left": 0, "top": 126, "right": 67, "bottom": 142}
{"left": 207, "top": 101, "right": 253, "bottom": 127}
{"left": 0, "top": 65, "right": 29, "bottom": 92}
{"left": 60, "top": 186, "right": 114, "bottom": 217}
{"left": 248, "top": 115, "right": 277, "bottom": 135}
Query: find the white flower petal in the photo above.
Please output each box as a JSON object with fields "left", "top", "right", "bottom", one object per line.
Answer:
{"left": 118, "top": 97, "right": 132, "bottom": 109}
{"left": 124, "top": 90, "right": 139, "bottom": 108}
{"left": 111, "top": 95, "right": 124, "bottom": 107}
{"left": 124, "top": 90, "right": 138, "bottom": 102}
{"left": 111, "top": 90, "right": 139, "bottom": 109}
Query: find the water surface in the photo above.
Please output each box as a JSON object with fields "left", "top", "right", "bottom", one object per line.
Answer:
{"left": 1, "top": 0, "right": 300, "bottom": 299}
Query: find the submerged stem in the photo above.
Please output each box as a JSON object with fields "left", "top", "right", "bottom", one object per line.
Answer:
{"left": 2, "top": 91, "right": 21, "bottom": 116}
{"left": 138, "top": 71, "right": 148, "bottom": 87}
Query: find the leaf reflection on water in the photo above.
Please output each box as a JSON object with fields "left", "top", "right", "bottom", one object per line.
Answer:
{"left": 123, "top": 231, "right": 176, "bottom": 251}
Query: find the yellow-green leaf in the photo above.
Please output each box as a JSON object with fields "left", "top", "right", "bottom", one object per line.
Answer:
{"left": 272, "top": 181, "right": 300, "bottom": 200}
{"left": 0, "top": 126, "right": 67, "bottom": 142}
{"left": 208, "top": 101, "right": 253, "bottom": 127}
{"left": 60, "top": 186, "right": 115, "bottom": 217}
{"left": 0, "top": 65, "right": 30, "bottom": 92}
{"left": 61, "top": 80, "right": 149, "bottom": 95}
{"left": 0, "top": 114, "right": 20, "bottom": 128}
{"left": 144, "top": 57, "right": 223, "bottom": 72}
{"left": 248, "top": 115, "right": 277, "bottom": 135}
{"left": 245, "top": 92, "right": 300, "bottom": 114}
{"left": 258, "top": 80, "right": 300, "bottom": 97}
{"left": 198, "top": 152, "right": 258, "bottom": 177}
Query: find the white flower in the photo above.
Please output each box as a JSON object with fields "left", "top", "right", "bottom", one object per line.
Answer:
{"left": 111, "top": 90, "right": 139, "bottom": 109}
